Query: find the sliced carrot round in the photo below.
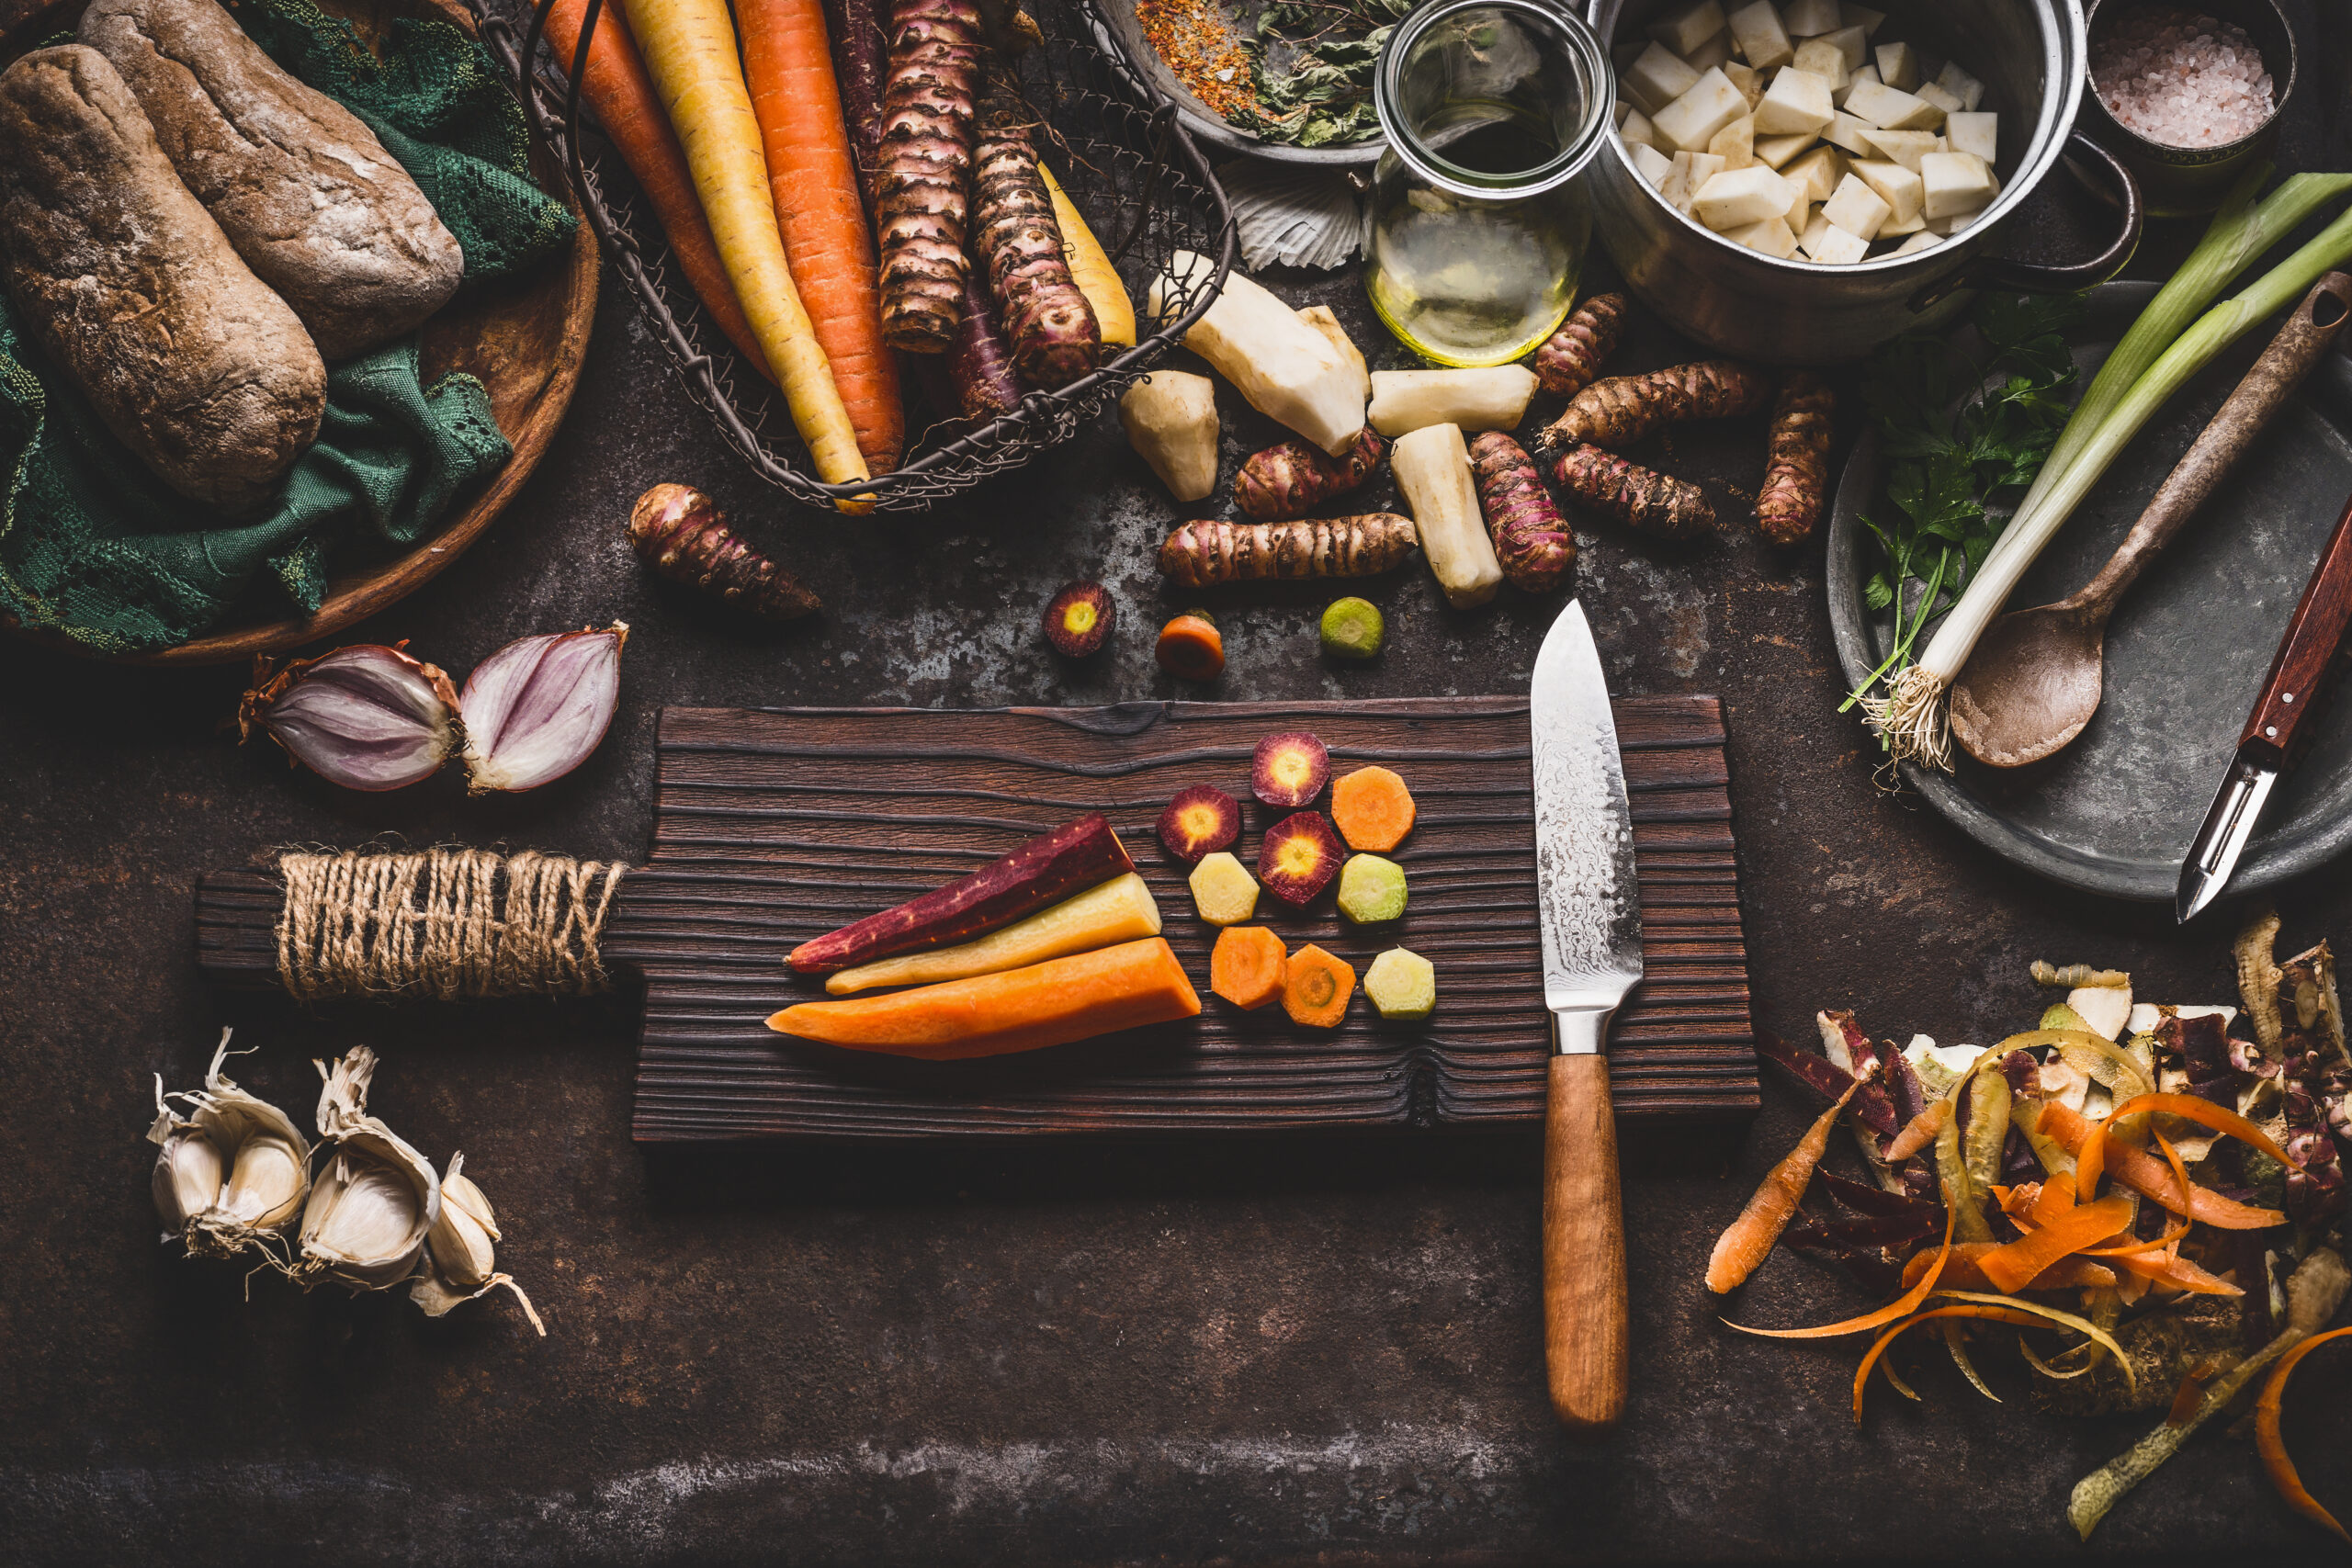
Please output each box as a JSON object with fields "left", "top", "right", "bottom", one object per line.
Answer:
{"left": 1331, "top": 766, "right": 1417, "bottom": 852}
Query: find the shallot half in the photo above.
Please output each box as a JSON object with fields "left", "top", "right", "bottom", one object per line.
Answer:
{"left": 238, "top": 626, "right": 628, "bottom": 795}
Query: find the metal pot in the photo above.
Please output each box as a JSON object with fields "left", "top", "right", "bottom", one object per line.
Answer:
{"left": 1584, "top": 0, "right": 2143, "bottom": 364}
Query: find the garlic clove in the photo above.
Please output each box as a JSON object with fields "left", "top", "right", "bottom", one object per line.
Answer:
{"left": 458, "top": 624, "right": 627, "bottom": 794}
{"left": 296, "top": 1047, "right": 439, "bottom": 1292}
{"left": 216, "top": 1133, "right": 308, "bottom": 1231}
{"left": 150, "top": 1114, "right": 224, "bottom": 1235}
{"left": 411, "top": 1154, "right": 544, "bottom": 1335}
{"left": 150, "top": 1031, "right": 313, "bottom": 1258}
{"left": 238, "top": 644, "right": 458, "bottom": 792}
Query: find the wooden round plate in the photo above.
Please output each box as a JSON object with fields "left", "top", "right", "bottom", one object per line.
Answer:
{"left": 0, "top": 0, "right": 597, "bottom": 667}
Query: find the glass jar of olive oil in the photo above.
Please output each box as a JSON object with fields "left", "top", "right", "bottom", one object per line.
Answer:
{"left": 1364, "top": 0, "right": 1612, "bottom": 367}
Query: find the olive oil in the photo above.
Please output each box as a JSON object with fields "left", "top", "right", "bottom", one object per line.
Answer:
{"left": 1363, "top": 109, "right": 1587, "bottom": 367}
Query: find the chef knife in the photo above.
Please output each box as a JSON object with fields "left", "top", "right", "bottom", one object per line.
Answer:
{"left": 2177, "top": 485, "right": 2352, "bottom": 923}
{"left": 1529, "top": 599, "right": 1641, "bottom": 1432}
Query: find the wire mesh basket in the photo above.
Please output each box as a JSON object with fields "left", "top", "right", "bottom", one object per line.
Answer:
{"left": 470, "top": 0, "right": 1237, "bottom": 513}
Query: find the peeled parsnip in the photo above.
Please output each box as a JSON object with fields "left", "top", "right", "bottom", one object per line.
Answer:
{"left": 1119, "top": 370, "right": 1219, "bottom": 501}
{"left": 1391, "top": 423, "right": 1501, "bottom": 608}
{"left": 1148, "top": 253, "right": 1363, "bottom": 455}
{"left": 1368, "top": 366, "right": 1539, "bottom": 437}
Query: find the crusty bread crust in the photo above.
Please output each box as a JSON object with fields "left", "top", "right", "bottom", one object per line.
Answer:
{"left": 82, "top": 0, "right": 463, "bottom": 359}
{"left": 0, "top": 46, "right": 325, "bottom": 512}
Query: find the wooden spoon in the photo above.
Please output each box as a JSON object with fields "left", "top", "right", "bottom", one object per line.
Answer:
{"left": 1951, "top": 273, "right": 2352, "bottom": 768}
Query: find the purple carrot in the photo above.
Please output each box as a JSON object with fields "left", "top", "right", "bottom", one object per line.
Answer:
{"left": 820, "top": 0, "right": 889, "bottom": 217}
{"left": 940, "top": 265, "right": 1023, "bottom": 422}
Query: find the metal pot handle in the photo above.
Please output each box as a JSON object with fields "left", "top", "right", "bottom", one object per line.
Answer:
{"left": 1909, "top": 132, "right": 2143, "bottom": 313}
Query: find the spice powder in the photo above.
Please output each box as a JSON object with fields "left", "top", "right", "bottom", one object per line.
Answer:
{"left": 1136, "top": 0, "right": 1260, "bottom": 121}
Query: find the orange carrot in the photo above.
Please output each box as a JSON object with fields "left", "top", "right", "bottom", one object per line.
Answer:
{"left": 1975, "top": 1194, "right": 2133, "bottom": 1294}
{"left": 1210, "top": 926, "right": 1286, "bottom": 1010}
{"left": 738, "top": 0, "right": 905, "bottom": 471}
{"left": 1705, "top": 1076, "right": 1861, "bottom": 1293}
{"left": 1330, "top": 766, "right": 1416, "bottom": 852}
{"left": 2038, "top": 1100, "right": 2287, "bottom": 1229}
{"left": 2257, "top": 1326, "right": 2352, "bottom": 1544}
{"left": 767, "top": 936, "right": 1200, "bottom": 1058}
{"left": 1853, "top": 1304, "right": 2047, "bottom": 1422}
{"left": 542, "top": 0, "right": 773, "bottom": 380}
{"left": 1883, "top": 1097, "right": 1951, "bottom": 1162}
{"left": 1900, "top": 1243, "right": 2117, "bottom": 1293}
{"left": 1282, "top": 943, "right": 1355, "bottom": 1028}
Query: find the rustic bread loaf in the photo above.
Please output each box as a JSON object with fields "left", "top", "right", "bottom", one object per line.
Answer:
{"left": 81, "top": 0, "right": 464, "bottom": 359}
{"left": 0, "top": 46, "right": 324, "bottom": 512}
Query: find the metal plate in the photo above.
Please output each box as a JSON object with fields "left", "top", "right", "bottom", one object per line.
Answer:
{"left": 1826, "top": 281, "right": 2352, "bottom": 904}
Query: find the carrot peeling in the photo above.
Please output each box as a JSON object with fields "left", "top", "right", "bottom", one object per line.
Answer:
{"left": 2040, "top": 1099, "right": 2287, "bottom": 1229}
{"left": 2257, "top": 1326, "right": 2352, "bottom": 1544}
{"left": 1976, "top": 1194, "right": 2133, "bottom": 1294}
{"left": 1854, "top": 1305, "right": 2046, "bottom": 1423}
{"left": 1884, "top": 1097, "right": 1951, "bottom": 1162}
{"left": 1706, "top": 1076, "right": 1863, "bottom": 1294}
{"left": 1900, "top": 1243, "right": 2118, "bottom": 1293}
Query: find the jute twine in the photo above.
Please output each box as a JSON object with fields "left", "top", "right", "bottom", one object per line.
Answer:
{"left": 275, "top": 848, "right": 625, "bottom": 1002}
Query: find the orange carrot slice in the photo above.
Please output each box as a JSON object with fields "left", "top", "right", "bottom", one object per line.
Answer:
{"left": 1210, "top": 926, "right": 1286, "bottom": 1010}
{"left": 1330, "top": 766, "right": 1417, "bottom": 853}
{"left": 2257, "top": 1326, "right": 2352, "bottom": 1544}
{"left": 1282, "top": 943, "right": 1355, "bottom": 1028}
{"left": 1705, "top": 1076, "right": 1862, "bottom": 1294}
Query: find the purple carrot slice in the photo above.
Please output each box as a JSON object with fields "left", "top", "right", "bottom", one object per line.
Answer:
{"left": 787, "top": 813, "right": 1136, "bottom": 974}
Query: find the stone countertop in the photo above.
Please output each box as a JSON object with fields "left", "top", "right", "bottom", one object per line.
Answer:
{"left": 3, "top": 7, "right": 2350, "bottom": 1562}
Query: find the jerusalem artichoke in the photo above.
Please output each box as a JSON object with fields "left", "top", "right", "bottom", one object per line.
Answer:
{"left": 627, "top": 483, "right": 820, "bottom": 620}
{"left": 1120, "top": 371, "right": 1218, "bottom": 502}
{"left": 1537, "top": 359, "right": 1770, "bottom": 452}
{"left": 1533, "top": 291, "right": 1629, "bottom": 398}
{"left": 1549, "top": 445, "right": 1714, "bottom": 539}
{"left": 972, "top": 66, "right": 1100, "bottom": 389}
{"left": 1754, "top": 371, "right": 1835, "bottom": 546}
{"left": 876, "top": 0, "right": 984, "bottom": 352}
{"left": 1157, "top": 516, "right": 1419, "bottom": 587}
{"left": 1468, "top": 433, "right": 1575, "bottom": 593}
{"left": 1233, "top": 428, "right": 1387, "bottom": 521}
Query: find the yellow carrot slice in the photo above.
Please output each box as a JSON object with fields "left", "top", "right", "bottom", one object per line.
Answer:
{"left": 1704, "top": 1076, "right": 1861, "bottom": 1293}
{"left": 622, "top": 0, "right": 869, "bottom": 494}
{"left": 2257, "top": 1326, "right": 2352, "bottom": 1544}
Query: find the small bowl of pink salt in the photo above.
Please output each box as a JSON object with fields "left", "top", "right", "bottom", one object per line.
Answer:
{"left": 2075, "top": 0, "right": 2294, "bottom": 217}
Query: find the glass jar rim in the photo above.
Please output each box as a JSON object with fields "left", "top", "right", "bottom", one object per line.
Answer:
{"left": 1372, "top": 0, "right": 1615, "bottom": 200}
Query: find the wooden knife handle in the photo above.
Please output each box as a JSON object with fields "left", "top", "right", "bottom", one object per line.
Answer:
{"left": 1543, "top": 1052, "right": 1628, "bottom": 1433}
{"left": 2239, "top": 486, "right": 2352, "bottom": 761}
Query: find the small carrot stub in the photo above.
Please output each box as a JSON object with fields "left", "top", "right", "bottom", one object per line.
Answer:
{"left": 1704, "top": 1075, "right": 1862, "bottom": 1294}
{"left": 2258, "top": 1326, "right": 2352, "bottom": 1544}
{"left": 1282, "top": 943, "right": 1355, "bottom": 1028}
{"left": 1210, "top": 926, "right": 1287, "bottom": 1010}
{"left": 1330, "top": 766, "right": 1416, "bottom": 852}
{"left": 1155, "top": 612, "right": 1224, "bottom": 681}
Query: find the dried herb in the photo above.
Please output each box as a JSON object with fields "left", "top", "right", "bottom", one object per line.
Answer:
{"left": 1842, "top": 292, "right": 2086, "bottom": 716}
{"left": 1232, "top": 0, "right": 1413, "bottom": 148}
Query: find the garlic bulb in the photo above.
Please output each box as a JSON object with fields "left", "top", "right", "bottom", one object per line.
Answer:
{"left": 458, "top": 624, "right": 628, "bottom": 794}
{"left": 148, "top": 1030, "right": 311, "bottom": 1258}
{"left": 411, "top": 1155, "right": 545, "bottom": 1335}
{"left": 295, "top": 1047, "right": 439, "bottom": 1292}
{"left": 238, "top": 644, "right": 459, "bottom": 791}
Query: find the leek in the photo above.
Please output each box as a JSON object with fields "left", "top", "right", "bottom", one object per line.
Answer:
{"left": 1871, "top": 177, "right": 2352, "bottom": 769}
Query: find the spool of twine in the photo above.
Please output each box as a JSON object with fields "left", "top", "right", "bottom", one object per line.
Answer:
{"left": 275, "top": 848, "right": 625, "bottom": 1002}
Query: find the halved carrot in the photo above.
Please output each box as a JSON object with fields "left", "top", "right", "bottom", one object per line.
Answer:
{"left": 737, "top": 0, "right": 905, "bottom": 471}
{"left": 767, "top": 936, "right": 1200, "bottom": 1058}
{"left": 1705, "top": 1074, "right": 1861, "bottom": 1294}
{"left": 1974, "top": 1194, "right": 2132, "bottom": 1294}
{"left": 623, "top": 0, "right": 868, "bottom": 491}
{"left": 1282, "top": 943, "right": 1354, "bottom": 1028}
{"left": 1210, "top": 926, "right": 1286, "bottom": 1010}
{"left": 2257, "top": 1326, "right": 2352, "bottom": 1544}
{"left": 1330, "top": 765, "right": 1417, "bottom": 853}
{"left": 542, "top": 0, "right": 772, "bottom": 380}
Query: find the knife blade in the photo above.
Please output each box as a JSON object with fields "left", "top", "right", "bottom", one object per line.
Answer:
{"left": 1529, "top": 600, "right": 1640, "bottom": 1433}
{"left": 2177, "top": 485, "right": 2352, "bottom": 923}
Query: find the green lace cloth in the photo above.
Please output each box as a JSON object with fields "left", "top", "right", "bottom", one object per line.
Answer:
{"left": 0, "top": 0, "right": 576, "bottom": 654}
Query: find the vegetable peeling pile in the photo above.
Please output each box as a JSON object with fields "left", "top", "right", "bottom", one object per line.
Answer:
{"left": 1710, "top": 908, "right": 2352, "bottom": 1540}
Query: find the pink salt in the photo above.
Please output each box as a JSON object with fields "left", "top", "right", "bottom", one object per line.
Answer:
{"left": 2090, "top": 5, "right": 2274, "bottom": 149}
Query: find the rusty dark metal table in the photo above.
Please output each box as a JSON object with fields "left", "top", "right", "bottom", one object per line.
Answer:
{"left": 5, "top": 11, "right": 2350, "bottom": 1561}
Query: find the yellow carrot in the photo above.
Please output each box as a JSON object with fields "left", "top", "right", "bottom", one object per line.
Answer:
{"left": 623, "top": 0, "right": 869, "bottom": 494}
{"left": 1041, "top": 166, "right": 1135, "bottom": 346}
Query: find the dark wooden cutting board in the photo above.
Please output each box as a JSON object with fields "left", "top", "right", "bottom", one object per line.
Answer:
{"left": 607, "top": 698, "right": 1758, "bottom": 1140}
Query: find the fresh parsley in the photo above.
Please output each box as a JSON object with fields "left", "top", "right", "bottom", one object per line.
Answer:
{"left": 1232, "top": 0, "right": 1414, "bottom": 148}
{"left": 1843, "top": 292, "right": 2086, "bottom": 713}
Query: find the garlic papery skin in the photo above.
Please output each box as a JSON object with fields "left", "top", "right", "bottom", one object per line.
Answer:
{"left": 238, "top": 644, "right": 459, "bottom": 792}
{"left": 148, "top": 1031, "right": 312, "bottom": 1258}
{"left": 412, "top": 1154, "right": 545, "bottom": 1335}
{"left": 458, "top": 624, "right": 627, "bottom": 794}
{"left": 296, "top": 1047, "right": 438, "bottom": 1292}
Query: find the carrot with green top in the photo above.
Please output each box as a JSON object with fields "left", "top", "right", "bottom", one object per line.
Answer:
{"left": 622, "top": 0, "right": 868, "bottom": 493}
{"left": 739, "top": 0, "right": 906, "bottom": 471}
